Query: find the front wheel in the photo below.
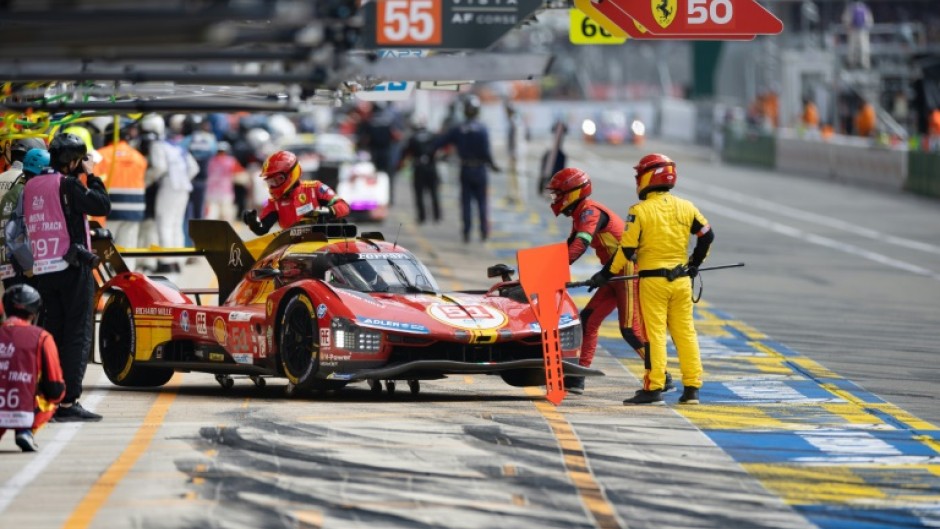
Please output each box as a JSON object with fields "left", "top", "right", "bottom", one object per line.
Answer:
{"left": 100, "top": 293, "right": 173, "bottom": 387}
{"left": 278, "top": 293, "right": 320, "bottom": 391}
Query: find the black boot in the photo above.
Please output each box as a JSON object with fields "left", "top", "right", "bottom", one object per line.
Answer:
{"left": 564, "top": 376, "right": 585, "bottom": 395}
{"left": 623, "top": 389, "right": 664, "bottom": 405}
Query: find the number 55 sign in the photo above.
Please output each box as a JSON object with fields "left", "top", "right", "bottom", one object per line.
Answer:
{"left": 376, "top": 0, "right": 442, "bottom": 46}
{"left": 604, "top": 0, "right": 782, "bottom": 36}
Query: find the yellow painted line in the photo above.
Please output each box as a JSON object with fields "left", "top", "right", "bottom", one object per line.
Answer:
{"left": 290, "top": 510, "right": 323, "bottom": 529}
{"left": 526, "top": 387, "right": 626, "bottom": 529}
{"left": 677, "top": 405, "right": 787, "bottom": 430}
{"left": 502, "top": 464, "right": 517, "bottom": 477}
{"left": 744, "top": 464, "right": 886, "bottom": 505}
{"left": 463, "top": 376, "right": 474, "bottom": 385}
{"left": 62, "top": 373, "right": 182, "bottom": 529}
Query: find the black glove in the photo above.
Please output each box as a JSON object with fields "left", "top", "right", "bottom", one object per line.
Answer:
{"left": 686, "top": 264, "right": 699, "bottom": 278}
{"left": 587, "top": 269, "right": 612, "bottom": 292}
{"left": 242, "top": 209, "right": 265, "bottom": 235}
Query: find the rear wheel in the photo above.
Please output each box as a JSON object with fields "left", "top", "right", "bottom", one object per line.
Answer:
{"left": 100, "top": 293, "right": 174, "bottom": 387}
{"left": 278, "top": 293, "right": 320, "bottom": 391}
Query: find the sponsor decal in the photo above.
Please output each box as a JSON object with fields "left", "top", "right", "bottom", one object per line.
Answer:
{"left": 356, "top": 317, "right": 429, "bottom": 334}
{"left": 625, "top": 214, "right": 635, "bottom": 223}
{"left": 296, "top": 202, "right": 314, "bottom": 216}
{"left": 266, "top": 299, "right": 274, "bottom": 316}
{"left": 229, "top": 312, "right": 253, "bottom": 322}
{"left": 316, "top": 303, "right": 327, "bottom": 319}
{"left": 232, "top": 353, "right": 254, "bottom": 365}
{"left": 179, "top": 310, "right": 190, "bottom": 332}
{"left": 579, "top": 208, "right": 593, "bottom": 223}
{"left": 322, "top": 352, "right": 351, "bottom": 362}
{"left": 319, "top": 328, "right": 331, "bottom": 347}
{"left": 266, "top": 326, "right": 273, "bottom": 354}
{"left": 427, "top": 303, "right": 507, "bottom": 331}
{"left": 213, "top": 317, "right": 227, "bottom": 345}
{"left": 196, "top": 312, "right": 207, "bottom": 336}
{"left": 298, "top": 192, "right": 308, "bottom": 204}
{"left": 0, "top": 342, "right": 14, "bottom": 359}
{"left": 209, "top": 352, "right": 226, "bottom": 362}
{"left": 135, "top": 307, "right": 172, "bottom": 316}
{"left": 356, "top": 252, "right": 410, "bottom": 260}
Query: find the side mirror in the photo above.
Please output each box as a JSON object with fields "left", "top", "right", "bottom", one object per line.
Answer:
{"left": 487, "top": 263, "right": 515, "bottom": 282}
{"left": 249, "top": 267, "right": 281, "bottom": 281}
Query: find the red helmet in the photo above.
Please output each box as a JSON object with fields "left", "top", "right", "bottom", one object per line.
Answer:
{"left": 634, "top": 153, "right": 676, "bottom": 199}
{"left": 261, "top": 150, "right": 301, "bottom": 199}
{"left": 546, "top": 167, "right": 592, "bottom": 216}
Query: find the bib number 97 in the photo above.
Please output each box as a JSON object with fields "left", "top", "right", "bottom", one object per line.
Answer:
{"left": 687, "top": 0, "right": 733, "bottom": 25}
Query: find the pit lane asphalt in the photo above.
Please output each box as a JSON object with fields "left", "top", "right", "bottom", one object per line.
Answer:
{"left": 1, "top": 137, "right": 937, "bottom": 529}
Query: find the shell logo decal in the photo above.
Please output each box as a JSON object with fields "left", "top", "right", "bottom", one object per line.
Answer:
{"left": 213, "top": 317, "right": 227, "bottom": 345}
{"left": 427, "top": 303, "right": 507, "bottom": 331}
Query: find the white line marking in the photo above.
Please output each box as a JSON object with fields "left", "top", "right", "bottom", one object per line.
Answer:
{"left": 0, "top": 377, "right": 107, "bottom": 514}
{"left": 681, "top": 180, "right": 940, "bottom": 256}
{"left": 689, "top": 195, "right": 940, "bottom": 281}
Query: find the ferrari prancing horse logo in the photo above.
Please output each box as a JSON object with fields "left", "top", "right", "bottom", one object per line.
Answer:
{"left": 652, "top": 0, "right": 676, "bottom": 29}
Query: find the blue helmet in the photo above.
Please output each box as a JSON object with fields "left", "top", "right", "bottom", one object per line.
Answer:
{"left": 22, "top": 148, "right": 50, "bottom": 176}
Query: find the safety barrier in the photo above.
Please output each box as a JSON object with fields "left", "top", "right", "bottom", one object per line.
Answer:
{"left": 906, "top": 151, "right": 940, "bottom": 199}
{"left": 721, "top": 128, "right": 775, "bottom": 168}
{"left": 777, "top": 134, "right": 908, "bottom": 191}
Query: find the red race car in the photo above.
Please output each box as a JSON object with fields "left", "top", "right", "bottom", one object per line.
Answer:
{"left": 92, "top": 221, "right": 600, "bottom": 396}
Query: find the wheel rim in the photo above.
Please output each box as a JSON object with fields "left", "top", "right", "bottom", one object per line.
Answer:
{"left": 282, "top": 300, "right": 316, "bottom": 379}
{"left": 100, "top": 297, "right": 133, "bottom": 380}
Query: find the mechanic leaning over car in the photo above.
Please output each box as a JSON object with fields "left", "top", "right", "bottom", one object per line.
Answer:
{"left": 0, "top": 284, "right": 65, "bottom": 452}
{"left": 242, "top": 150, "right": 350, "bottom": 235}
{"left": 433, "top": 95, "right": 501, "bottom": 244}
{"left": 547, "top": 167, "right": 674, "bottom": 396}
{"left": 590, "top": 154, "right": 713, "bottom": 406}
{"left": 14, "top": 132, "right": 111, "bottom": 421}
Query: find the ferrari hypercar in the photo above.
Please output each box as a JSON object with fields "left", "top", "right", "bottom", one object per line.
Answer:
{"left": 92, "top": 221, "right": 599, "bottom": 395}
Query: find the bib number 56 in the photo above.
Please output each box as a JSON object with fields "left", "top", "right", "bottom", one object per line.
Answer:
{"left": 377, "top": 0, "right": 442, "bottom": 45}
{"left": 0, "top": 388, "right": 21, "bottom": 409}
{"left": 688, "top": 0, "right": 733, "bottom": 25}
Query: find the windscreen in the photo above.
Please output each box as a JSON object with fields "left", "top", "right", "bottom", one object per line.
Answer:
{"left": 325, "top": 253, "right": 439, "bottom": 294}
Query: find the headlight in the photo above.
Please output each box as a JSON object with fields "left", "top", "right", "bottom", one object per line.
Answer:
{"left": 631, "top": 120, "right": 646, "bottom": 136}
{"left": 581, "top": 119, "right": 596, "bottom": 136}
{"left": 560, "top": 324, "right": 582, "bottom": 350}
{"left": 331, "top": 318, "right": 382, "bottom": 353}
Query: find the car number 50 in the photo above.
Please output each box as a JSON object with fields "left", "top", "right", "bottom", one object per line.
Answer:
{"left": 378, "top": 0, "right": 441, "bottom": 45}
{"left": 688, "top": 0, "right": 733, "bottom": 25}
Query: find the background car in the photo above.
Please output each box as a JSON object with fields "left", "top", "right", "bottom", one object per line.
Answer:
{"left": 581, "top": 110, "right": 645, "bottom": 145}
{"left": 280, "top": 133, "right": 390, "bottom": 223}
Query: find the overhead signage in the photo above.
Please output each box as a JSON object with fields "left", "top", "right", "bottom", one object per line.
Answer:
{"left": 359, "top": 0, "right": 544, "bottom": 50}
{"left": 356, "top": 49, "right": 424, "bottom": 102}
{"left": 569, "top": 8, "right": 627, "bottom": 45}
{"left": 588, "top": 0, "right": 761, "bottom": 40}
{"left": 573, "top": 0, "right": 629, "bottom": 40}
{"left": 601, "top": 0, "right": 783, "bottom": 36}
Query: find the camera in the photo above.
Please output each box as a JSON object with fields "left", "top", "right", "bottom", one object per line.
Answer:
{"left": 63, "top": 243, "right": 100, "bottom": 268}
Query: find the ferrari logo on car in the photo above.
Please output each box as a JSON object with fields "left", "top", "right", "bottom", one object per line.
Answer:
{"left": 652, "top": 0, "right": 676, "bottom": 29}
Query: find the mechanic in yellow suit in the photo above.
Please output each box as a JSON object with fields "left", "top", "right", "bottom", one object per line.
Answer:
{"left": 589, "top": 154, "right": 714, "bottom": 406}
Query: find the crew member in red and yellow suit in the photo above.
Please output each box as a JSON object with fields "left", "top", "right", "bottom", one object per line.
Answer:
{"left": 591, "top": 154, "right": 713, "bottom": 406}
{"left": 242, "top": 150, "right": 350, "bottom": 235}
{"left": 547, "top": 168, "right": 672, "bottom": 395}
{"left": 0, "top": 284, "right": 65, "bottom": 452}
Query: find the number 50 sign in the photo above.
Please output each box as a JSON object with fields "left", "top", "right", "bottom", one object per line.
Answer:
{"left": 376, "top": 0, "right": 442, "bottom": 45}
{"left": 604, "top": 0, "right": 782, "bottom": 36}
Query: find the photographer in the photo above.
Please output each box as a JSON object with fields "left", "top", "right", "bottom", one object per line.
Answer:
{"left": 18, "top": 133, "right": 110, "bottom": 421}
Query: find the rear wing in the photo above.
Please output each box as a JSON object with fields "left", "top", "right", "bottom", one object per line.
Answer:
{"left": 90, "top": 220, "right": 256, "bottom": 304}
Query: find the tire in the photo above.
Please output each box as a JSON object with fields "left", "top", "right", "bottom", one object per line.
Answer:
{"left": 278, "top": 293, "right": 320, "bottom": 391}
{"left": 500, "top": 369, "right": 546, "bottom": 387}
{"left": 99, "top": 293, "right": 173, "bottom": 387}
